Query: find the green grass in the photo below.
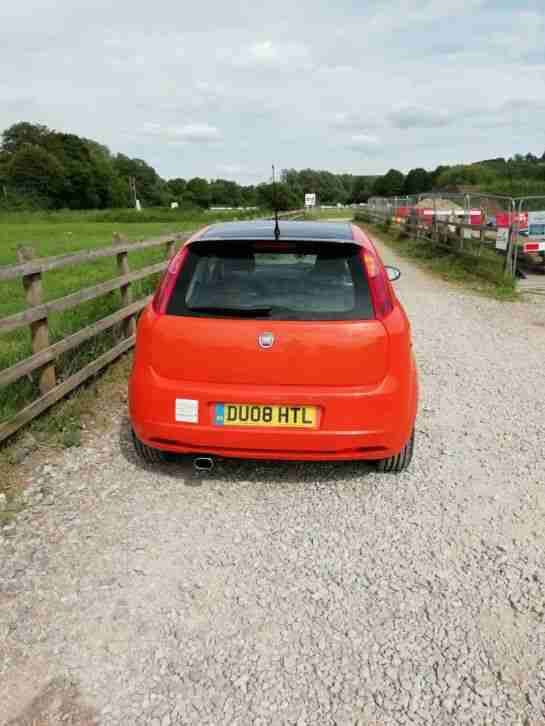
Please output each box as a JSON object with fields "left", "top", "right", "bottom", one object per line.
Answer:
{"left": 304, "top": 207, "right": 356, "bottom": 220}
{"left": 356, "top": 220, "right": 517, "bottom": 301}
{"left": 0, "top": 205, "right": 264, "bottom": 228}
{"left": 0, "top": 207, "right": 265, "bottom": 428}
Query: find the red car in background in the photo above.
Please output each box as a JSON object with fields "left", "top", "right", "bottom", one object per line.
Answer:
{"left": 129, "top": 221, "right": 418, "bottom": 473}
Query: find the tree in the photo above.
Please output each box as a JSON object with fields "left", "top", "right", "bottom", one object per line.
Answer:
{"left": 7, "top": 144, "right": 65, "bottom": 207}
{"left": 281, "top": 168, "right": 351, "bottom": 206}
{"left": 403, "top": 168, "right": 432, "bottom": 196}
{"left": 43, "top": 132, "right": 102, "bottom": 208}
{"left": 256, "top": 182, "right": 298, "bottom": 210}
{"left": 166, "top": 178, "right": 187, "bottom": 199}
{"left": 186, "top": 177, "right": 210, "bottom": 208}
{"left": 240, "top": 185, "right": 258, "bottom": 207}
{"left": 372, "top": 169, "right": 405, "bottom": 197}
{"left": 434, "top": 164, "right": 498, "bottom": 189}
{"left": 351, "top": 176, "right": 376, "bottom": 203}
{"left": 209, "top": 179, "right": 242, "bottom": 207}
{"left": 1, "top": 122, "right": 51, "bottom": 154}
{"left": 114, "top": 154, "right": 167, "bottom": 207}
{"left": 430, "top": 165, "right": 450, "bottom": 188}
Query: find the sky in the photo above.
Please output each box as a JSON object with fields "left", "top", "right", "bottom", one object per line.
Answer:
{"left": 1, "top": 0, "right": 545, "bottom": 184}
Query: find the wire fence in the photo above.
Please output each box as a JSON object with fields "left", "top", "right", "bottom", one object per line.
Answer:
{"left": 358, "top": 192, "right": 545, "bottom": 283}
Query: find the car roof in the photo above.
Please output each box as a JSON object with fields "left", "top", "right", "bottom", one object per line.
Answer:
{"left": 197, "top": 220, "right": 357, "bottom": 243}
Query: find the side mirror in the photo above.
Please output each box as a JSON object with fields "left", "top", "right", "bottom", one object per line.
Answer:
{"left": 385, "top": 265, "right": 401, "bottom": 282}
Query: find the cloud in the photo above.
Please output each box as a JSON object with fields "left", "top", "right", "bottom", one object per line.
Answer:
{"left": 216, "top": 162, "right": 242, "bottom": 174}
{"left": 330, "top": 112, "right": 379, "bottom": 131}
{"left": 235, "top": 39, "right": 313, "bottom": 73}
{"left": 388, "top": 107, "right": 450, "bottom": 130}
{"left": 249, "top": 41, "right": 278, "bottom": 64}
{"left": 345, "top": 134, "right": 381, "bottom": 150}
{"left": 1, "top": 0, "right": 544, "bottom": 181}
{"left": 173, "top": 124, "right": 223, "bottom": 143}
{"left": 143, "top": 123, "right": 223, "bottom": 144}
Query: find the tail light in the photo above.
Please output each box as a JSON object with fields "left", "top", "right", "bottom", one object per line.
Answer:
{"left": 152, "top": 246, "right": 189, "bottom": 314}
{"left": 361, "top": 248, "right": 393, "bottom": 320}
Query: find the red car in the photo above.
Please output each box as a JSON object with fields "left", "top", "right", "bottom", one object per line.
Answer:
{"left": 129, "top": 221, "right": 418, "bottom": 473}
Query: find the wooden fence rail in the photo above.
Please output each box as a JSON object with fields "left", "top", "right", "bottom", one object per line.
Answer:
{"left": 0, "top": 234, "right": 186, "bottom": 444}
{"left": 0, "top": 234, "right": 177, "bottom": 281}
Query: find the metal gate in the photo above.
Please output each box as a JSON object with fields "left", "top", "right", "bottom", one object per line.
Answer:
{"left": 365, "top": 192, "right": 545, "bottom": 290}
{"left": 512, "top": 196, "right": 545, "bottom": 295}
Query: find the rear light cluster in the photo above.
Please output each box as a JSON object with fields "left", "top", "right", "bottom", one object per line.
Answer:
{"left": 361, "top": 249, "right": 393, "bottom": 320}
{"left": 152, "top": 247, "right": 189, "bottom": 314}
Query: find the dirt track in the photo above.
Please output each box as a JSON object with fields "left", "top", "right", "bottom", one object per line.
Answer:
{"left": 2, "top": 235, "right": 545, "bottom": 725}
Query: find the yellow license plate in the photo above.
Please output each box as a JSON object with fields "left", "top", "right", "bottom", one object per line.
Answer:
{"left": 214, "top": 403, "right": 317, "bottom": 428}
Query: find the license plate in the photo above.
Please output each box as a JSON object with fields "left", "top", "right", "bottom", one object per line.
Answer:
{"left": 214, "top": 403, "right": 317, "bottom": 428}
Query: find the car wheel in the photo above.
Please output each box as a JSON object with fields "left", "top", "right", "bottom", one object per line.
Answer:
{"left": 376, "top": 429, "right": 415, "bottom": 473}
{"left": 131, "top": 428, "right": 166, "bottom": 464}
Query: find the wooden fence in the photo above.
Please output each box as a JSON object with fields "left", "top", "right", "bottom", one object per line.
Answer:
{"left": 0, "top": 234, "right": 185, "bottom": 444}
{"left": 0, "top": 209, "right": 307, "bottom": 444}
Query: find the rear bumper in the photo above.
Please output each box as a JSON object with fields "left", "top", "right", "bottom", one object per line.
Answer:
{"left": 129, "top": 366, "right": 417, "bottom": 462}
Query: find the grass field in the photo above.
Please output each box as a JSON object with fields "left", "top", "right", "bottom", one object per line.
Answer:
{"left": 0, "top": 207, "right": 265, "bottom": 428}
{"left": 305, "top": 207, "right": 357, "bottom": 220}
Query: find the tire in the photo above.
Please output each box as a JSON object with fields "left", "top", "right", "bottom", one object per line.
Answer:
{"left": 132, "top": 428, "right": 166, "bottom": 464}
{"left": 376, "top": 429, "right": 415, "bottom": 474}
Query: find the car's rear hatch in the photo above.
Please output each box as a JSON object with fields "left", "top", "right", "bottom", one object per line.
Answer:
{"left": 150, "top": 240, "right": 389, "bottom": 387}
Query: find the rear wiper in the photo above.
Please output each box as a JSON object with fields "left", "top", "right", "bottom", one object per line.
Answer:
{"left": 186, "top": 305, "right": 272, "bottom": 317}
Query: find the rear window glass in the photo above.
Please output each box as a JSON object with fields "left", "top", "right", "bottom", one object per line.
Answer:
{"left": 166, "top": 241, "right": 374, "bottom": 320}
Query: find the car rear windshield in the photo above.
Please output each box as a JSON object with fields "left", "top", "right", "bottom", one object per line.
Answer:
{"left": 166, "top": 241, "right": 374, "bottom": 321}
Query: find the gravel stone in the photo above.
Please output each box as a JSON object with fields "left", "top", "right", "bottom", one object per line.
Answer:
{"left": 1, "top": 238, "right": 545, "bottom": 725}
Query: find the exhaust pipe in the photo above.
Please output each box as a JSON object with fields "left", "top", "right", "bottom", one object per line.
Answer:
{"left": 193, "top": 456, "right": 214, "bottom": 472}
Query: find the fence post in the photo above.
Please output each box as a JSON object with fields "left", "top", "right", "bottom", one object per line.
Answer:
{"left": 17, "top": 245, "right": 56, "bottom": 394}
{"left": 504, "top": 226, "right": 514, "bottom": 277}
{"left": 410, "top": 212, "right": 417, "bottom": 241}
{"left": 114, "top": 235, "right": 135, "bottom": 338}
{"left": 166, "top": 239, "right": 177, "bottom": 260}
{"left": 478, "top": 206, "right": 485, "bottom": 256}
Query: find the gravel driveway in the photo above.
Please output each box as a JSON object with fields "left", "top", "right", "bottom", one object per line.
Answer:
{"left": 2, "top": 236, "right": 545, "bottom": 725}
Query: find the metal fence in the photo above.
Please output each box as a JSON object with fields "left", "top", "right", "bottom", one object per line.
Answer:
{"left": 361, "top": 192, "right": 545, "bottom": 284}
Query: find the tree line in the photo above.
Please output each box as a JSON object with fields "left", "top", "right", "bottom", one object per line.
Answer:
{"left": 2, "top": 121, "right": 544, "bottom": 211}
{"left": 369, "top": 153, "right": 545, "bottom": 199}
{"left": 0, "top": 122, "right": 262, "bottom": 210}
{"left": 0, "top": 122, "right": 378, "bottom": 211}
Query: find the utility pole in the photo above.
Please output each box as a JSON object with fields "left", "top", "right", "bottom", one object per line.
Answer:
{"left": 128, "top": 176, "right": 137, "bottom": 208}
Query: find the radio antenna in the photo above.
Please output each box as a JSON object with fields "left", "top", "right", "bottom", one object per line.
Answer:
{"left": 272, "top": 164, "right": 280, "bottom": 240}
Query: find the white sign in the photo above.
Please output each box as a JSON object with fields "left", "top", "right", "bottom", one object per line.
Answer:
{"left": 305, "top": 193, "right": 316, "bottom": 208}
{"left": 528, "top": 211, "right": 545, "bottom": 239}
{"left": 496, "top": 227, "right": 509, "bottom": 251}
{"left": 175, "top": 399, "right": 199, "bottom": 423}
